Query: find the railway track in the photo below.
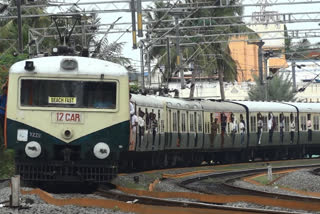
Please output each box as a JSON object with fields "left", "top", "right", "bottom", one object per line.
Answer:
{"left": 95, "top": 187, "right": 295, "bottom": 214}
{"left": 181, "top": 164, "right": 320, "bottom": 202}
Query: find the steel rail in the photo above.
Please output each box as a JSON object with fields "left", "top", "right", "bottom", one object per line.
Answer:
{"left": 179, "top": 163, "right": 320, "bottom": 203}
{"left": 96, "top": 187, "right": 294, "bottom": 214}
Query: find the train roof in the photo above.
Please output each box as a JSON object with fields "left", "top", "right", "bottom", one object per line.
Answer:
{"left": 285, "top": 102, "right": 320, "bottom": 113}
{"left": 232, "top": 101, "right": 297, "bottom": 113}
{"left": 200, "top": 100, "right": 246, "bottom": 113}
{"left": 132, "top": 94, "right": 202, "bottom": 110}
{"left": 9, "top": 56, "right": 128, "bottom": 76}
{"left": 131, "top": 94, "right": 163, "bottom": 108}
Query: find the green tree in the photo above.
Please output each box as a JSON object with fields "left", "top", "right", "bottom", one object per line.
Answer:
{"left": 146, "top": 0, "right": 258, "bottom": 99}
{"left": 248, "top": 73, "right": 296, "bottom": 101}
{"left": 0, "top": 53, "right": 28, "bottom": 84}
{"left": 0, "top": 1, "right": 52, "bottom": 53}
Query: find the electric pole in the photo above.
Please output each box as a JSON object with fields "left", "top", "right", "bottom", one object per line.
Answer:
{"left": 17, "top": 0, "right": 23, "bottom": 53}
{"left": 292, "top": 61, "right": 296, "bottom": 92}
{"left": 175, "top": 16, "right": 184, "bottom": 89}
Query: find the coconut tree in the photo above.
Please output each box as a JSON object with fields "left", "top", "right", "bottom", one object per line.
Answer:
{"left": 248, "top": 73, "right": 296, "bottom": 101}
{"left": 146, "top": 0, "right": 257, "bottom": 99}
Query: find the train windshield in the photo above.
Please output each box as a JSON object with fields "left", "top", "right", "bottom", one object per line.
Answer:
{"left": 20, "top": 79, "right": 117, "bottom": 109}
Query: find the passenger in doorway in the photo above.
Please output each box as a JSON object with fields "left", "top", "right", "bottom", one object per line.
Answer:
{"left": 151, "top": 113, "right": 158, "bottom": 145}
{"left": 257, "top": 112, "right": 263, "bottom": 144}
{"left": 129, "top": 113, "right": 138, "bottom": 151}
{"left": 279, "top": 113, "right": 285, "bottom": 143}
{"left": 268, "top": 112, "right": 275, "bottom": 143}
{"left": 290, "top": 113, "right": 295, "bottom": 144}
{"left": 230, "top": 114, "right": 237, "bottom": 145}
{"left": 239, "top": 114, "right": 245, "bottom": 145}
{"left": 129, "top": 94, "right": 135, "bottom": 116}
{"left": 307, "top": 114, "right": 312, "bottom": 142}
{"left": 210, "top": 117, "right": 219, "bottom": 148}
{"left": 220, "top": 113, "right": 227, "bottom": 148}
{"left": 137, "top": 110, "right": 145, "bottom": 147}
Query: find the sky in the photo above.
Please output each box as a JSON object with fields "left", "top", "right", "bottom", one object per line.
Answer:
{"left": 50, "top": 0, "right": 320, "bottom": 69}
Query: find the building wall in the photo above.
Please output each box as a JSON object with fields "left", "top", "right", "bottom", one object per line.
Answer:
{"left": 229, "top": 36, "right": 259, "bottom": 82}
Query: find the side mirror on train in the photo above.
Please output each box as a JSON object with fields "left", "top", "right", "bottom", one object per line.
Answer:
{"left": 25, "top": 61, "right": 35, "bottom": 71}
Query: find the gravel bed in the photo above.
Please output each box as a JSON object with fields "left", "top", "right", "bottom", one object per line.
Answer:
{"left": 274, "top": 168, "right": 320, "bottom": 193}
{"left": 231, "top": 168, "right": 320, "bottom": 198}
{"left": 0, "top": 184, "right": 135, "bottom": 214}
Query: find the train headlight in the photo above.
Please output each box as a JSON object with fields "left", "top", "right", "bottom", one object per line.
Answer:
{"left": 61, "top": 59, "right": 78, "bottom": 70}
{"left": 25, "top": 141, "right": 41, "bottom": 158}
{"left": 93, "top": 142, "right": 110, "bottom": 159}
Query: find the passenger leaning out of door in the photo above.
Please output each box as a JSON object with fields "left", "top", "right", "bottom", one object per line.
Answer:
{"left": 239, "top": 114, "right": 245, "bottom": 145}
{"left": 268, "top": 112, "right": 276, "bottom": 144}
{"left": 210, "top": 117, "right": 219, "bottom": 148}
{"left": 220, "top": 113, "right": 227, "bottom": 148}
{"left": 290, "top": 113, "right": 295, "bottom": 144}
{"left": 307, "top": 114, "right": 312, "bottom": 142}
{"left": 230, "top": 113, "right": 237, "bottom": 145}
{"left": 279, "top": 113, "right": 285, "bottom": 143}
{"left": 257, "top": 112, "right": 263, "bottom": 145}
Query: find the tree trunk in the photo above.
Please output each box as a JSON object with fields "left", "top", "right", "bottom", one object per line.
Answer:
{"left": 218, "top": 68, "right": 225, "bottom": 100}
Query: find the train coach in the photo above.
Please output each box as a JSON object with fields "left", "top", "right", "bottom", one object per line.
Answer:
{"left": 127, "top": 94, "right": 320, "bottom": 169}
{"left": 5, "top": 56, "right": 130, "bottom": 183}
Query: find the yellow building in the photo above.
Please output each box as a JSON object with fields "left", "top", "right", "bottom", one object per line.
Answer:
{"left": 229, "top": 33, "right": 288, "bottom": 82}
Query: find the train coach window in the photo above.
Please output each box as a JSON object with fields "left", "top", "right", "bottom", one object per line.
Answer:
{"left": 285, "top": 116, "right": 289, "bottom": 132}
{"left": 198, "top": 113, "right": 202, "bottom": 132}
{"left": 300, "top": 116, "right": 307, "bottom": 131}
{"left": 20, "top": 79, "right": 117, "bottom": 109}
{"left": 173, "top": 112, "right": 177, "bottom": 132}
{"left": 181, "top": 113, "right": 186, "bottom": 132}
{"left": 313, "top": 116, "right": 319, "bottom": 131}
{"left": 250, "top": 116, "right": 256, "bottom": 132}
{"left": 262, "top": 116, "right": 268, "bottom": 132}
{"left": 274, "top": 116, "right": 279, "bottom": 131}
{"left": 161, "top": 120, "right": 165, "bottom": 133}
{"left": 190, "top": 114, "right": 195, "bottom": 132}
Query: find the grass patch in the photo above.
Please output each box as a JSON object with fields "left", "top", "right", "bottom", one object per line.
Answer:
{"left": 252, "top": 174, "right": 283, "bottom": 185}
{"left": 0, "top": 146, "right": 15, "bottom": 179}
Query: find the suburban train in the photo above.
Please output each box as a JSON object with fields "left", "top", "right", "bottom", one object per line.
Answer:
{"left": 5, "top": 56, "right": 130, "bottom": 183}
{"left": 125, "top": 95, "right": 320, "bottom": 169}
{"left": 4, "top": 55, "right": 320, "bottom": 183}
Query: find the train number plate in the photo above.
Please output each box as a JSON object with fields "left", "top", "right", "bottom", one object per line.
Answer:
{"left": 52, "top": 112, "right": 84, "bottom": 124}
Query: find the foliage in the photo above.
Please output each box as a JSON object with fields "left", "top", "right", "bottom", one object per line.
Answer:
{"left": 248, "top": 73, "right": 296, "bottom": 101}
{"left": 130, "top": 83, "right": 140, "bottom": 94}
{"left": 0, "top": 3, "right": 53, "bottom": 53}
{"left": 145, "top": 0, "right": 259, "bottom": 99}
{"left": 0, "top": 147, "right": 15, "bottom": 179}
{"left": 0, "top": 53, "right": 28, "bottom": 85}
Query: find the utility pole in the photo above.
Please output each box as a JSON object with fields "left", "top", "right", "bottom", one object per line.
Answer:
{"left": 189, "top": 61, "right": 196, "bottom": 99}
{"left": 147, "top": 46, "right": 151, "bottom": 88}
{"left": 264, "top": 53, "right": 269, "bottom": 100}
{"left": 292, "top": 61, "right": 296, "bottom": 92}
{"left": 139, "top": 41, "right": 145, "bottom": 91}
{"left": 130, "top": 0, "right": 137, "bottom": 49}
{"left": 248, "top": 40, "right": 265, "bottom": 85}
{"left": 166, "top": 37, "right": 171, "bottom": 88}
{"left": 175, "top": 16, "right": 184, "bottom": 89}
{"left": 136, "top": 0, "right": 143, "bottom": 37}
{"left": 17, "top": 0, "right": 23, "bottom": 53}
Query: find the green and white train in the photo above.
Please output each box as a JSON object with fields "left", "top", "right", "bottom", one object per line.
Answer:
{"left": 5, "top": 56, "right": 130, "bottom": 183}
{"left": 4, "top": 55, "right": 320, "bottom": 183}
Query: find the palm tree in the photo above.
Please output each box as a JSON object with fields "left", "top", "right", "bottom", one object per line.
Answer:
{"left": 248, "top": 73, "right": 296, "bottom": 101}
{"left": 146, "top": 0, "right": 256, "bottom": 100}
